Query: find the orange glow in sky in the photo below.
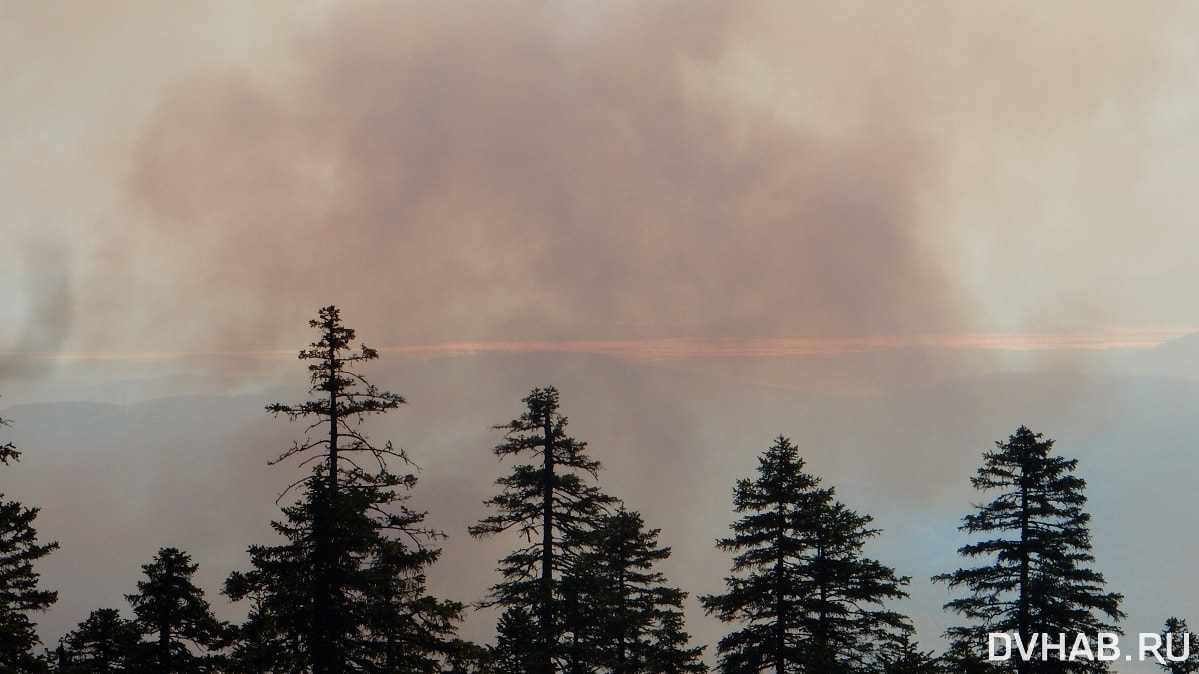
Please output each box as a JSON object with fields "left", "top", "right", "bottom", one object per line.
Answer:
{"left": 384, "top": 328, "right": 1193, "bottom": 360}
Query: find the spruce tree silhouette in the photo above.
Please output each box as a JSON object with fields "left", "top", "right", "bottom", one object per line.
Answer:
{"left": 566, "top": 507, "right": 708, "bottom": 673}
{"left": 0, "top": 412, "right": 58, "bottom": 673}
{"left": 934, "top": 426, "right": 1124, "bottom": 674}
{"left": 1157, "top": 617, "right": 1199, "bottom": 674}
{"left": 225, "top": 306, "right": 461, "bottom": 673}
{"left": 702, "top": 435, "right": 911, "bottom": 674}
{"left": 58, "top": 608, "right": 140, "bottom": 674}
{"left": 470, "top": 386, "right": 616, "bottom": 674}
{"left": 125, "top": 548, "right": 226, "bottom": 674}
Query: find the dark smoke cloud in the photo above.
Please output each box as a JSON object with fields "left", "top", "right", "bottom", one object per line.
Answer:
{"left": 113, "top": 1, "right": 969, "bottom": 356}
{"left": 5, "top": 2, "right": 1196, "bottom": 361}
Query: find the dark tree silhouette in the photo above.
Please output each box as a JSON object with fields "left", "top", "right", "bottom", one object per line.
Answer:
{"left": 877, "top": 634, "right": 944, "bottom": 674}
{"left": 566, "top": 507, "right": 707, "bottom": 673}
{"left": 645, "top": 609, "right": 710, "bottom": 674}
{"left": 936, "top": 640, "right": 1000, "bottom": 674}
{"left": 469, "top": 386, "right": 616, "bottom": 674}
{"left": 222, "top": 487, "right": 313, "bottom": 673}
{"left": 701, "top": 435, "right": 911, "bottom": 674}
{"left": 933, "top": 426, "right": 1124, "bottom": 673}
{"left": 491, "top": 606, "right": 539, "bottom": 674}
{"left": 125, "top": 547, "right": 226, "bottom": 674}
{"left": 358, "top": 531, "right": 463, "bottom": 673}
{"left": 1155, "top": 617, "right": 1199, "bottom": 674}
{"left": 58, "top": 608, "right": 140, "bottom": 674}
{"left": 0, "top": 413, "right": 58, "bottom": 673}
{"left": 225, "top": 305, "right": 461, "bottom": 673}
{"left": 438, "top": 638, "right": 494, "bottom": 674}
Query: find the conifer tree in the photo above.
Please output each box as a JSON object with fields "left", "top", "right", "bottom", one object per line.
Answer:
{"left": 645, "top": 610, "right": 710, "bottom": 674}
{"left": 491, "top": 607, "right": 539, "bottom": 674}
{"left": 1158, "top": 617, "right": 1199, "bottom": 674}
{"left": 469, "top": 386, "right": 616, "bottom": 674}
{"left": 358, "top": 533, "right": 463, "bottom": 673}
{"left": 0, "top": 413, "right": 59, "bottom": 673}
{"left": 877, "top": 634, "right": 943, "bottom": 674}
{"left": 58, "top": 608, "right": 140, "bottom": 674}
{"left": 226, "top": 484, "right": 365, "bottom": 673}
{"left": 225, "top": 306, "right": 462, "bottom": 673}
{"left": 439, "top": 638, "right": 493, "bottom": 674}
{"left": 701, "top": 435, "right": 911, "bottom": 673}
{"left": 933, "top": 426, "right": 1124, "bottom": 673}
{"left": 567, "top": 507, "right": 707, "bottom": 673}
{"left": 936, "top": 641, "right": 999, "bottom": 674}
{"left": 125, "top": 547, "right": 227, "bottom": 674}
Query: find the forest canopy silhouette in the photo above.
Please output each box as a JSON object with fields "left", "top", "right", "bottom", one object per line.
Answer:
{"left": 0, "top": 306, "right": 1178, "bottom": 673}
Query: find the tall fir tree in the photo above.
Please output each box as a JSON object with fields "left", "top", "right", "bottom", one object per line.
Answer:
{"left": 0, "top": 412, "right": 59, "bottom": 673}
{"left": 225, "top": 305, "right": 461, "bottom": 674}
{"left": 125, "top": 547, "right": 227, "bottom": 674}
{"left": 933, "top": 426, "right": 1124, "bottom": 674}
{"left": 701, "top": 435, "right": 911, "bottom": 674}
{"left": 469, "top": 386, "right": 616, "bottom": 674}
{"left": 58, "top": 608, "right": 141, "bottom": 674}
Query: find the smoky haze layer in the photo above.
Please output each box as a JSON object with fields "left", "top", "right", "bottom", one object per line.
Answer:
{"left": 5, "top": 3, "right": 1198, "bottom": 365}
{"left": 112, "top": 2, "right": 970, "bottom": 354}
{"left": 122, "top": 2, "right": 956, "bottom": 350}
{"left": 6, "top": 3, "right": 1196, "bottom": 364}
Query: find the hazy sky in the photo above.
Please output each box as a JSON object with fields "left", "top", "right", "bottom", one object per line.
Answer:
{"left": 4, "top": 1, "right": 1199, "bottom": 366}
{"left": 5, "top": 4, "right": 1199, "bottom": 672}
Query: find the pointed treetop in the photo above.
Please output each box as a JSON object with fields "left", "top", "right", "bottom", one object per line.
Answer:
{"left": 0, "top": 414, "right": 18, "bottom": 465}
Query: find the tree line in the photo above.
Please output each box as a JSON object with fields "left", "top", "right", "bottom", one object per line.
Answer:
{"left": 0, "top": 305, "right": 1193, "bottom": 673}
